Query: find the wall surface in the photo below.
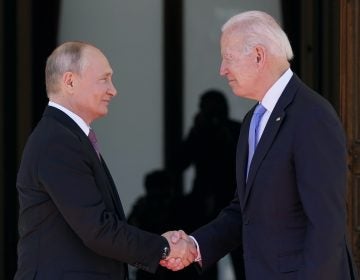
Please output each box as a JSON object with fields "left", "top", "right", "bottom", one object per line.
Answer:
{"left": 183, "top": 0, "right": 281, "bottom": 192}
{"left": 59, "top": 0, "right": 282, "bottom": 216}
{"left": 184, "top": 0, "right": 282, "bottom": 131}
{"left": 59, "top": 0, "right": 163, "bottom": 215}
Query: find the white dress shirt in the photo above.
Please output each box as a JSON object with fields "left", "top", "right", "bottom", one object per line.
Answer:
{"left": 48, "top": 101, "right": 91, "bottom": 136}
{"left": 257, "top": 68, "right": 293, "bottom": 140}
{"left": 190, "top": 68, "right": 294, "bottom": 264}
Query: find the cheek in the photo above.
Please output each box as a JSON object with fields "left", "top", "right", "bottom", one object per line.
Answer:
{"left": 232, "top": 67, "right": 246, "bottom": 83}
{"left": 236, "top": 65, "right": 255, "bottom": 82}
{"left": 226, "top": 65, "right": 239, "bottom": 80}
{"left": 92, "top": 87, "right": 105, "bottom": 102}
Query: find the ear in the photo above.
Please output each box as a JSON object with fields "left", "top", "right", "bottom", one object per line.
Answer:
{"left": 62, "top": 72, "right": 75, "bottom": 92}
{"left": 254, "top": 45, "right": 266, "bottom": 67}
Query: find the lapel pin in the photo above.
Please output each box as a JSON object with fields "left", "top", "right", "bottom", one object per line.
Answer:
{"left": 276, "top": 117, "right": 281, "bottom": 122}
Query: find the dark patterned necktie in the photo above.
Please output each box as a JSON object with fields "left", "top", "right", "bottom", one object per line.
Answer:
{"left": 88, "top": 129, "right": 101, "bottom": 159}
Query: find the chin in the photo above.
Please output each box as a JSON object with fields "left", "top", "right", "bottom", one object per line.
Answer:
{"left": 232, "top": 89, "right": 244, "bottom": 97}
{"left": 102, "top": 107, "right": 109, "bottom": 114}
{"left": 97, "top": 110, "right": 108, "bottom": 118}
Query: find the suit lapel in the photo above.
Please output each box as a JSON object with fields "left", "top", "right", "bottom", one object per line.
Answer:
{"left": 101, "top": 158, "right": 126, "bottom": 219}
{"left": 236, "top": 110, "right": 252, "bottom": 209}
{"left": 242, "top": 75, "right": 300, "bottom": 207}
{"left": 244, "top": 110, "right": 286, "bottom": 203}
{"left": 44, "top": 106, "right": 126, "bottom": 220}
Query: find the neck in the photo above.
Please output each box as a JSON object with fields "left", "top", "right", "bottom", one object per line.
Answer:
{"left": 263, "top": 58, "right": 289, "bottom": 93}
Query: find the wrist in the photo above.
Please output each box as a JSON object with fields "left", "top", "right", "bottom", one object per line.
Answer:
{"left": 189, "top": 235, "right": 202, "bottom": 262}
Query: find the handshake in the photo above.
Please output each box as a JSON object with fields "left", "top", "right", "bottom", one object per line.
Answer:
{"left": 160, "top": 230, "right": 199, "bottom": 271}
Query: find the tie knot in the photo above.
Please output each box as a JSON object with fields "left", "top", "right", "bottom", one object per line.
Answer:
{"left": 254, "top": 103, "right": 266, "bottom": 116}
{"left": 247, "top": 103, "right": 266, "bottom": 178}
{"left": 88, "top": 129, "right": 98, "bottom": 145}
{"left": 88, "top": 129, "right": 100, "bottom": 158}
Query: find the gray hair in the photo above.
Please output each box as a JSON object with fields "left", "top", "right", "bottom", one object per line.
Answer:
{"left": 222, "top": 11, "right": 293, "bottom": 61}
{"left": 45, "top": 41, "right": 90, "bottom": 95}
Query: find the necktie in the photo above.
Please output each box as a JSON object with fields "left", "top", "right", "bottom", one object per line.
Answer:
{"left": 88, "top": 129, "right": 101, "bottom": 159}
{"left": 247, "top": 103, "right": 266, "bottom": 176}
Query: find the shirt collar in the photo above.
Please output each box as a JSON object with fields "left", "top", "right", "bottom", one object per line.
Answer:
{"left": 48, "top": 101, "right": 90, "bottom": 135}
{"left": 260, "top": 68, "right": 293, "bottom": 113}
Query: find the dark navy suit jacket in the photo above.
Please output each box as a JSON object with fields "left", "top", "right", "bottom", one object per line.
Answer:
{"left": 15, "top": 106, "right": 166, "bottom": 280}
{"left": 193, "top": 74, "right": 358, "bottom": 280}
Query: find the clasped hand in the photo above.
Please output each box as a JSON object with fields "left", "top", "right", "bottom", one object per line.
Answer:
{"left": 160, "top": 230, "right": 197, "bottom": 271}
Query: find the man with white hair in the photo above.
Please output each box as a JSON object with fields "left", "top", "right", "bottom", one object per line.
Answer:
{"left": 162, "top": 10, "right": 358, "bottom": 280}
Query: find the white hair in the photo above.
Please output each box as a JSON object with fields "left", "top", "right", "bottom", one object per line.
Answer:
{"left": 222, "top": 11, "right": 293, "bottom": 61}
{"left": 45, "top": 41, "right": 91, "bottom": 95}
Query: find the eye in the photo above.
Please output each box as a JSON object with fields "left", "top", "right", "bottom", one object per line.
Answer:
{"left": 99, "top": 73, "right": 113, "bottom": 82}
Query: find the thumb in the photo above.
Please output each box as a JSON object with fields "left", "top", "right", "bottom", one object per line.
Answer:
{"left": 171, "top": 231, "right": 181, "bottom": 244}
{"left": 178, "top": 230, "right": 189, "bottom": 240}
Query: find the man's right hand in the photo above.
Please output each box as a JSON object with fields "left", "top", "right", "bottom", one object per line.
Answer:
{"left": 160, "top": 230, "right": 197, "bottom": 271}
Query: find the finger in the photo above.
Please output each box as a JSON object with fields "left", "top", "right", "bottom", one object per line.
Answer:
{"left": 171, "top": 259, "right": 185, "bottom": 271}
{"left": 178, "top": 230, "right": 189, "bottom": 240}
{"left": 180, "top": 256, "right": 194, "bottom": 268}
{"left": 172, "top": 264, "right": 185, "bottom": 271}
{"left": 167, "top": 258, "right": 183, "bottom": 271}
{"left": 185, "top": 251, "right": 195, "bottom": 265}
{"left": 171, "top": 231, "right": 181, "bottom": 243}
{"left": 160, "top": 258, "right": 177, "bottom": 270}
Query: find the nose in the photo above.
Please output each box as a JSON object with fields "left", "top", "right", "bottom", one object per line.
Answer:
{"left": 220, "top": 60, "right": 228, "bottom": 76}
{"left": 108, "top": 81, "right": 117, "bottom": 97}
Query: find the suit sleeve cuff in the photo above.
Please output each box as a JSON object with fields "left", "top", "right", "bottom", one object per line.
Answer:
{"left": 189, "top": 235, "right": 202, "bottom": 263}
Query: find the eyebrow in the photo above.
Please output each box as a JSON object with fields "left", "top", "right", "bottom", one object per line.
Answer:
{"left": 102, "top": 72, "right": 113, "bottom": 77}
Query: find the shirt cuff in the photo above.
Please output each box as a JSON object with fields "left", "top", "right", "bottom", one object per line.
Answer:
{"left": 189, "top": 235, "right": 202, "bottom": 262}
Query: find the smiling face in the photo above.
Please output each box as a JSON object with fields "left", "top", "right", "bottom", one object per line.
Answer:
{"left": 219, "top": 31, "right": 260, "bottom": 100}
{"left": 69, "top": 47, "right": 117, "bottom": 124}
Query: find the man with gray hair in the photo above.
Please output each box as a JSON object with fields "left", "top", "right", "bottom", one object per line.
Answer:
{"left": 162, "top": 10, "right": 358, "bottom": 280}
{"left": 15, "top": 41, "right": 196, "bottom": 280}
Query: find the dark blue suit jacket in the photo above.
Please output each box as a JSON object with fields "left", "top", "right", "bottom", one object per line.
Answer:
{"left": 193, "top": 74, "right": 358, "bottom": 280}
{"left": 15, "top": 107, "right": 166, "bottom": 280}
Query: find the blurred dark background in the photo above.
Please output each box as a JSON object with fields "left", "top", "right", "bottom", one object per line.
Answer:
{"left": 1, "top": 0, "right": 359, "bottom": 279}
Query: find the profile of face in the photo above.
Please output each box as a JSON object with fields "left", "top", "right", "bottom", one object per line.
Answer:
{"left": 219, "top": 31, "right": 260, "bottom": 100}
{"left": 68, "top": 47, "right": 117, "bottom": 124}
